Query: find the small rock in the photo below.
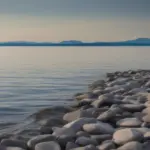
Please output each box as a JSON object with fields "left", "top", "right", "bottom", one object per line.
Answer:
{"left": 64, "top": 118, "right": 98, "bottom": 132}
{"left": 63, "top": 109, "right": 97, "bottom": 122}
{"left": 52, "top": 127, "right": 76, "bottom": 138}
{"left": 144, "top": 131, "right": 150, "bottom": 140}
{"left": 97, "top": 106, "right": 122, "bottom": 121}
{"left": 27, "top": 134, "right": 56, "bottom": 149}
{"left": 116, "top": 118, "right": 142, "bottom": 127}
{"left": 142, "top": 115, "right": 150, "bottom": 123}
{"left": 40, "top": 126, "right": 53, "bottom": 134}
{"left": 97, "top": 140, "right": 116, "bottom": 150}
{"left": 35, "top": 141, "right": 61, "bottom": 150}
{"left": 76, "top": 131, "right": 90, "bottom": 138}
{"left": 0, "top": 139, "right": 27, "bottom": 149}
{"left": 83, "top": 122, "right": 114, "bottom": 135}
{"left": 143, "top": 141, "right": 150, "bottom": 150}
{"left": 113, "top": 128, "right": 143, "bottom": 145}
{"left": 75, "top": 137, "right": 98, "bottom": 146}
{"left": 91, "top": 135, "right": 112, "bottom": 144}
{"left": 117, "top": 141, "right": 143, "bottom": 150}
{"left": 71, "top": 144, "right": 98, "bottom": 150}
{"left": 120, "top": 104, "right": 145, "bottom": 112}
{"left": 0, "top": 146, "right": 25, "bottom": 150}
{"left": 89, "top": 80, "right": 105, "bottom": 90}
{"left": 66, "top": 142, "right": 78, "bottom": 150}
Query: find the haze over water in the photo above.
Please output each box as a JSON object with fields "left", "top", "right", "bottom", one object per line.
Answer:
{"left": 0, "top": 46, "right": 150, "bottom": 131}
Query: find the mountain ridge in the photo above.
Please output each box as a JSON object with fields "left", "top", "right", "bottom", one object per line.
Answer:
{"left": 0, "top": 38, "right": 150, "bottom": 46}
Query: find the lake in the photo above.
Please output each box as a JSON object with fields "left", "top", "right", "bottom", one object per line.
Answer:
{"left": 0, "top": 46, "right": 150, "bottom": 133}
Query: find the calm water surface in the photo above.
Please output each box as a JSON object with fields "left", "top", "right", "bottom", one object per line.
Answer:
{"left": 0, "top": 47, "right": 150, "bottom": 131}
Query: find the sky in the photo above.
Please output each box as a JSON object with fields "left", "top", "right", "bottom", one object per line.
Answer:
{"left": 0, "top": 0, "right": 150, "bottom": 42}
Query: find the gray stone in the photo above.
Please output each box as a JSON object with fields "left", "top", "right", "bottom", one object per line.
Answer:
{"left": 142, "top": 115, "right": 150, "bottom": 123}
{"left": 143, "top": 141, "right": 150, "bottom": 150}
{"left": 75, "top": 137, "right": 98, "bottom": 146}
{"left": 0, "top": 139, "right": 27, "bottom": 149}
{"left": 0, "top": 146, "right": 25, "bottom": 150}
{"left": 133, "top": 112, "right": 144, "bottom": 121}
{"left": 97, "top": 106, "right": 122, "bottom": 121}
{"left": 83, "top": 122, "right": 115, "bottom": 135}
{"left": 27, "top": 134, "right": 56, "bottom": 149}
{"left": 120, "top": 104, "right": 145, "bottom": 112}
{"left": 71, "top": 145, "right": 98, "bottom": 150}
{"left": 63, "top": 109, "right": 98, "bottom": 122}
{"left": 40, "top": 126, "right": 53, "bottom": 134}
{"left": 117, "top": 141, "right": 143, "bottom": 150}
{"left": 52, "top": 127, "right": 76, "bottom": 138}
{"left": 116, "top": 118, "right": 142, "bottom": 127}
{"left": 92, "top": 95, "right": 113, "bottom": 108}
{"left": 91, "top": 135, "right": 112, "bottom": 143}
{"left": 97, "top": 140, "right": 116, "bottom": 150}
{"left": 113, "top": 128, "right": 143, "bottom": 145}
{"left": 145, "top": 81, "right": 150, "bottom": 87}
{"left": 89, "top": 80, "right": 105, "bottom": 90}
{"left": 133, "top": 128, "right": 150, "bottom": 135}
{"left": 40, "top": 117, "right": 65, "bottom": 127}
{"left": 144, "top": 131, "right": 150, "bottom": 140}
{"left": 142, "top": 107, "right": 150, "bottom": 115}
{"left": 107, "top": 78, "right": 130, "bottom": 87}
{"left": 125, "top": 81, "right": 141, "bottom": 90}
{"left": 35, "top": 141, "right": 61, "bottom": 150}
{"left": 66, "top": 142, "right": 78, "bottom": 150}
{"left": 76, "top": 131, "right": 90, "bottom": 138}
{"left": 64, "top": 118, "right": 98, "bottom": 132}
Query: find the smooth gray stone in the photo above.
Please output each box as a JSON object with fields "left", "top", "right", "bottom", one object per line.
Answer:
{"left": 89, "top": 80, "right": 105, "bottom": 90}
{"left": 133, "top": 128, "right": 150, "bottom": 135}
{"left": 144, "top": 131, "right": 150, "bottom": 140}
{"left": 120, "top": 104, "right": 145, "bottom": 112}
{"left": 76, "top": 131, "right": 90, "bottom": 138}
{"left": 142, "top": 107, "right": 150, "bottom": 115}
{"left": 91, "top": 135, "right": 112, "bottom": 143}
{"left": 117, "top": 141, "right": 143, "bottom": 150}
{"left": 42, "top": 117, "right": 65, "bottom": 127}
{"left": 64, "top": 118, "right": 98, "bottom": 132}
{"left": 40, "top": 126, "right": 53, "bottom": 134}
{"left": 113, "top": 128, "right": 143, "bottom": 145}
{"left": 0, "top": 146, "right": 25, "bottom": 150}
{"left": 133, "top": 112, "right": 144, "bottom": 121}
{"left": 107, "top": 78, "right": 130, "bottom": 87}
{"left": 35, "top": 141, "right": 61, "bottom": 150}
{"left": 83, "top": 122, "right": 115, "bottom": 135}
{"left": 27, "top": 134, "right": 56, "bottom": 149}
{"left": 75, "top": 137, "right": 98, "bottom": 146}
{"left": 116, "top": 118, "right": 142, "bottom": 127}
{"left": 97, "top": 140, "right": 116, "bottom": 150}
{"left": 143, "top": 141, "right": 150, "bottom": 150}
{"left": 145, "top": 81, "right": 150, "bottom": 87}
{"left": 66, "top": 142, "right": 78, "bottom": 150}
{"left": 71, "top": 144, "right": 98, "bottom": 150}
{"left": 0, "top": 139, "right": 27, "bottom": 149}
{"left": 52, "top": 127, "right": 76, "bottom": 138}
{"left": 142, "top": 115, "right": 150, "bottom": 123}
{"left": 92, "top": 94, "right": 113, "bottom": 108}
{"left": 63, "top": 109, "right": 98, "bottom": 122}
{"left": 97, "top": 106, "right": 122, "bottom": 121}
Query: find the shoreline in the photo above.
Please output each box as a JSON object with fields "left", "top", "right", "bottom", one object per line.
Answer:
{"left": 1, "top": 70, "right": 150, "bottom": 150}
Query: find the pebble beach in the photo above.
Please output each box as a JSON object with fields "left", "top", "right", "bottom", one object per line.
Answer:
{"left": 1, "top": 70, "right": 150, "bottom": 150}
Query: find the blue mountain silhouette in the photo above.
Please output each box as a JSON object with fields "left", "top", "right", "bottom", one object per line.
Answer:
{"left": 0, "top": 38, "right": 150, "bottom": 46}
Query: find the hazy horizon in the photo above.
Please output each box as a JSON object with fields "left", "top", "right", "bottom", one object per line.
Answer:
{"left": 0, "top": 0, "right": 150, "bottom": 42}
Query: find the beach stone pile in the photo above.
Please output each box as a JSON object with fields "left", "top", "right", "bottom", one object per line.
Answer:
{"left": 2, "top": 70, "right": 150, "bottom": 150}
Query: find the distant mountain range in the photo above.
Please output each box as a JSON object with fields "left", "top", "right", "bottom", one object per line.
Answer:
{"left": 0, "top": 38, "right": 150, "bottom": 46}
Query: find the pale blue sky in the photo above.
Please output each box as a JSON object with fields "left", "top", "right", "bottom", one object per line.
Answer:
{"left": 0, "top": 0, "right": 150, "bottom": 41}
